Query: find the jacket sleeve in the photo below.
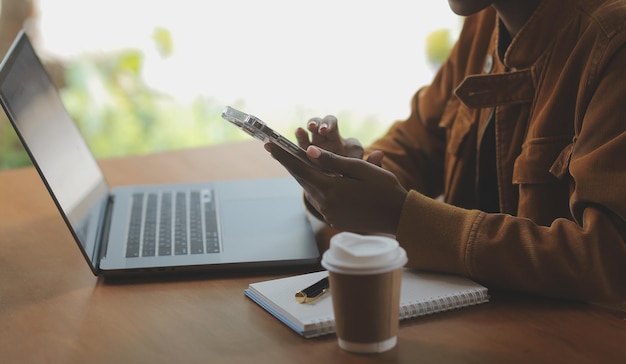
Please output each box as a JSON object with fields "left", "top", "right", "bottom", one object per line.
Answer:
{"left": 396, "top": 44, "right": 626, "bottom": 307}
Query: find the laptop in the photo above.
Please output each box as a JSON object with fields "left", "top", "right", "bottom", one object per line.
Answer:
{"left": 0, "top": 30, "right": 320, "bottom": 278}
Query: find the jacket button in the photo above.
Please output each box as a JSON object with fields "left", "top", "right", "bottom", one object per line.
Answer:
{"left": 484, "top": 54, "right": 494, "bottom": 73}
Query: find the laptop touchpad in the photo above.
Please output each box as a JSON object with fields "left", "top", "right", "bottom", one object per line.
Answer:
{"left": 218, "top": 197, "right": 314, "bottom": 259}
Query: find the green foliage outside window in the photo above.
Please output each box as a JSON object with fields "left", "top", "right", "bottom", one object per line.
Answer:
{"left": 60, "top": 49, "right": 247, "bottom": 159}
{"left": 0, "top": 27, "right": 455, "bottom": 170}
{"left": 425, "top": 29, "right": 455, "bottom": 68}
{"left": 0, "top": 117, "right": 30, "bottom": 168}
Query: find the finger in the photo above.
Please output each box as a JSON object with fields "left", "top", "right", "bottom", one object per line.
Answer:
{"left": 307, "top": 117, "right": 321, "bottom": 133}
{"left": 366, "top": 150, "right": 385, "bottom": 167}
{"left": 295, "top": 127, "right": 311, "bottom": 149}
{"left": 343, "top": 137, "right": 365, "bottom": 159}
{"left": 318, "top": 115, "right": 336, "bottom": 134}
{"left": 306, "top": 145, "right": 376, "bottom": 180}
{"left": 319, "top": 115, "right": 341, "bottom": 141}
{"left": 310, "top": 115, "right": 342, "bottom": 147}
{"left": 266, "top": 142, "right": 328, "bottom": 184}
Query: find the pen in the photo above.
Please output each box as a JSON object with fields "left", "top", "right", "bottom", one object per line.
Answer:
{"left": 295, "top": 276, "right": 329, "bottom": 304}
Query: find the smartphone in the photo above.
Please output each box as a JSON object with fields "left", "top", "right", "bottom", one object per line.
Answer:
{"left": 221, "top": 105, "right": 318, "bottom": 169}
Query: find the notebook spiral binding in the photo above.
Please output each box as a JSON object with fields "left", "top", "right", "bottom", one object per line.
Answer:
{"left": 399, "top": 289, "right": 489, "bottom": 319}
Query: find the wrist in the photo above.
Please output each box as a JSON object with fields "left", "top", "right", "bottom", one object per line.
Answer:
{"left": 302, "top": 195, "right": 327, "bottom": 233}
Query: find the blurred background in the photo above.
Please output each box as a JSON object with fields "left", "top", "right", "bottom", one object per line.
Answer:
{"left": 0, "top": 0, "right": 460, "bottom": 170}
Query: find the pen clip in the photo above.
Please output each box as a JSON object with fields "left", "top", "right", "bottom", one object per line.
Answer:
{"left": 295, "top": 276, "right": 329, "bottom": 304}
{"left": 295, "top": 287, "right": 328, "bottom": 304}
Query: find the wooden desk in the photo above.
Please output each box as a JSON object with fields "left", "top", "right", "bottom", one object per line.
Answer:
{"left": 1, "top": 141, "right": 624, "bottom": 364}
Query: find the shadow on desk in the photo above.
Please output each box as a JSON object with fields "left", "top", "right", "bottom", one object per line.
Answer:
{"left": 99, "top": 263, "right": 325, "bottom": 286}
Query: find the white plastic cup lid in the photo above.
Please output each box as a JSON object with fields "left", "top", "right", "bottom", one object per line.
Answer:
{"left": 321, "top": 232, "right": 407, "bottom": 275}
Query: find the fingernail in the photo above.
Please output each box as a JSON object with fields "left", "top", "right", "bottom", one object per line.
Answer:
{"left": 264, "top": 143, "right": 272, "bottom": 152}
{"left": 308, "top": 121, "right": 317, "bottom": 129}
{"left": 307, "top": 146, "right": 322, "bottom": 158}
{"left": 319, "top": 122, "right": 329, "bottom": 131}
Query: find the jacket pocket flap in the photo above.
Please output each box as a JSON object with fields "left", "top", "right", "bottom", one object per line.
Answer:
{"left": 513, "top": 136, "right": 573, "bottom": 184}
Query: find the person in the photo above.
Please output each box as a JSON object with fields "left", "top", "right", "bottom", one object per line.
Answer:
{"left": 264, "top": 0, "right": 626, "bottom": 307}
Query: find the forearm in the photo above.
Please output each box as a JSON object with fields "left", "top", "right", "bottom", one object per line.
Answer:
{"left": 396, "top": 191, "right": 626, "bottom": 305}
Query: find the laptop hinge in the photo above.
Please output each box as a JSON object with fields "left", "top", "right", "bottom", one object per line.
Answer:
{"left": 95, "top": 195, "right": 115, "bottom": 271}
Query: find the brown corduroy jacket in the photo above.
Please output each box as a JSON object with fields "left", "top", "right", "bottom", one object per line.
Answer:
{"left": 367, "top": 0, "right": 626, "bottom": 305}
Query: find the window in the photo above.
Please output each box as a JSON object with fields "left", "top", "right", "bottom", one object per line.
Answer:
{"left": 0, "top": 0, "right": 460, "bottom": 168}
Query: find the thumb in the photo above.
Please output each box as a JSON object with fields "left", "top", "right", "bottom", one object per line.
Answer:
{"left": 306, "top": 146, "right": 374, "bottom": 179}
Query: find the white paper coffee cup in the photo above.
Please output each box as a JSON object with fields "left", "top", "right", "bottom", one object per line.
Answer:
{"left": 321, "top": 232, "right": 407, "bottom": 354}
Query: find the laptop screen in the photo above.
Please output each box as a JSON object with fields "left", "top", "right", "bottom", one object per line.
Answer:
{"left": 0, "top": 31, "right": 109, "bottom": 272}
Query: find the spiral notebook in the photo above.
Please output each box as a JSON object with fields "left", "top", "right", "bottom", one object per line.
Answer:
{"left": 245, "top": 269, "right": 490, "bottom": 338}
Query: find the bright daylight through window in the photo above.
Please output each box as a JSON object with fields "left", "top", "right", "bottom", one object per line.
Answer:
{"left": 0, "top": 0, "right": 460, "bottom": 169}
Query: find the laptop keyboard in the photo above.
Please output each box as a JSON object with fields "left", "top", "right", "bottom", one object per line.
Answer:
{"left": 125, "top": 189, "right": 220, "bottom": 257}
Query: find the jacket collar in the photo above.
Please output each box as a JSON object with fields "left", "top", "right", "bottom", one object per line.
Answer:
{"left": 502, "top": 0, "right": 578, "bottom": 68}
